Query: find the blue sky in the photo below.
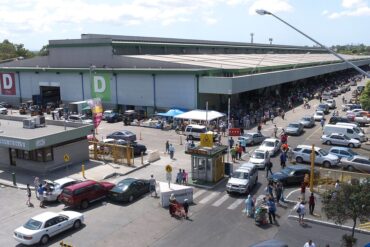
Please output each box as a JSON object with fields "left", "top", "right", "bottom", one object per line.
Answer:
{"left": 0, "top": 0, "right": 369, "bottom": 50}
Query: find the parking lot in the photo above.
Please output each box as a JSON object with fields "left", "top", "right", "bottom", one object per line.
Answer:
{"left": 1, "top": 79, "right": 369, "bottom": 247}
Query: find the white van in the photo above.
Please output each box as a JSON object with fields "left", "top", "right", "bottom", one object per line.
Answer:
{"left": 184, "top": 124, "right": 216, "bottom": 140}
{"left": 226, "top": 163, "right": 258, "bottom": 194}
{"left": 324, "top": 124, "right": 367, "bottom": 142}
{"left": 336, "top": 122, "right": 365, "bottom": 134}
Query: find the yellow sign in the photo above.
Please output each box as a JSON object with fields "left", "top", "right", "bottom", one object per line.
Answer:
{"left": 64, "top": 154, "right": 70, "bottom": 163}
{"left": 200, "top": 133, "right": 213, "bottom": 147}
{"left": 165, "top": 164, "right": 172, "bottom": 173}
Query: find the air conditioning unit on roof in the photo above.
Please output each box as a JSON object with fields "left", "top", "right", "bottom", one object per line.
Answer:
{"left": 23, "top": 119, "right": 35, "bottom": 129}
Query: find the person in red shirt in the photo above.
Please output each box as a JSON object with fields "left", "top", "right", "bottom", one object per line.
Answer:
{"left": 308, "top": 193, "right": 316, "bottom": 215}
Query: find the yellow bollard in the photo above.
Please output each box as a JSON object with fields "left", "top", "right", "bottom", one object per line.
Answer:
{"left": 82, "top": 163, "right": 85, "bottom": 178}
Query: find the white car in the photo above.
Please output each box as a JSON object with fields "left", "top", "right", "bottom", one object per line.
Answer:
{"left": 0, "top": 106, "right": 8, "bottom": 114}
{"left": 258, "top": 138, "right": 281, "bottom": 156}
{"left": 42, "top": 178, "right": 79, "bottom": 202}
{"left": 68, "top": 115, "right": 93, "bottom": 124}
{"left": 14, "top": 211, "right": 84, "bottom": 245}
{"left": 321, "top": 133, "right": 361, "bottom": 148}
{"left": 325, "top": 99, "right": 336, "bottom": 109}
{"left": 249, "top": 149, "right": 270, "bottom": 169}
{"left": 346, "top": 109, "right": 363, "bottom": 115}
{"left": 313, "top": 111, "right": 325, "bottom": 121}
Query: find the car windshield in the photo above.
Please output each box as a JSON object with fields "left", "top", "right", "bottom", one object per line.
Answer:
{"left": 281, "top": 167, "right": 294, "bottom": 176}
{"left": 318, "top": 149, "right": 329, "bottom": 156}
{"left": 342, "top": 135, "right": 351, "bottom": 140}
{"left": 347, "top": 149, "right": 358, "bottom": 156}
{"left": 252, "top": 152, "right": 264, "bottom": 159}
{"left": 303, "top": 117, "right": 311, "bottom": 121}
{"left": 108, "top": 113, "right": 116, "bottom": 117}
{"left": 243, "top": 134, "right": 252, "bottom": 139}
{"left": 23, "top": 219, "right": 42, "bottom": 230}
{"left": 116, "top": 180, "right": 133, "bottom": 191}
{"left": 232, "top": 171, "right": 249, "bottom": 179}
{"left": 316, "top": 112, "right": 323, "bottom": 116}
{"left": 263, "top": 141, "right": 274, "bottom": 147}
{"left": 288, "top": 124, "right": 299, "bottom": 128}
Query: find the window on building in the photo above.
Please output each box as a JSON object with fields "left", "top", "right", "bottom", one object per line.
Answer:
{"left": 15, "top": 147, "right": 54, "bottom": 162}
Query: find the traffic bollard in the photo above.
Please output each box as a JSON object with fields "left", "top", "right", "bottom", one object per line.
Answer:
{"left": 12, "top": 172, "right": 16, "bottom": 186}
{"left": 180, "top": 135, "right": 183, "bottom": 145}
{"left": 81, "top": 164, "right": 85, "bottom": 178}
{"left": 141, "top": 152, "right": 144, "bottom": 165}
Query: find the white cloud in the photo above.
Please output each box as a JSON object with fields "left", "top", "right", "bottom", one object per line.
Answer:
{"left": 248, "top": 0, "right": 293, "bottom": 15}
{"left": 326, "top": 0, "right": 370, "bottom": 18}
{"left": 321, "top": 10, "right": 329, "bottom": 15}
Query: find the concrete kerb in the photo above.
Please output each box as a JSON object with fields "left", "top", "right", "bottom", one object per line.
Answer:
{"left": 102, "top": 161, "right": 151, "bottom": 180}
{"left": 188, "top": 177, "right": 227, "bottom": 190}
{"left": 288, "top": 215, "right": 370, "bottom": 235}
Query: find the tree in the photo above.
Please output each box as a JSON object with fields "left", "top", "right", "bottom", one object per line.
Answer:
{"left": 322, "top": 179, "right": 370, "bottom": 246}
{"left": 360, "top": 80, "right": 370, "bottom": 111}
{"left": 0, "top": 39, "right": 34, "bottom": 60}
{"left": 39, "top": 44, "right": 49, "bottom": 56}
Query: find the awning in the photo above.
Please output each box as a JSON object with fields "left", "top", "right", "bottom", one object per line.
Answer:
{"left": 174, "top": 110, "right": 225, "bottom": 121}
{"left": 156, "top": 109, "right": 185, "bottom": 117}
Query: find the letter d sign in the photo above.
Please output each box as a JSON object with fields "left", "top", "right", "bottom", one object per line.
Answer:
{"left": 91, "top": 73, "right": 111, "bottom": 101}
{"left": 0, "top": 73, "right": 16, "bottom": 95}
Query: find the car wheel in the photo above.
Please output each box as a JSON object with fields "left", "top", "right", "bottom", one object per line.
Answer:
{"left": 348, "top": 143, "right": 354, "bottom": 148}
{"left": 348, "top": 166, "right": 354, "bottom": 172}
{"left": 323, "top": 161, "right": 331, "bottom": 168}
{"left": 81, "top": 200, "right": 89, "bottom": 210}
{"left": 73, "top": 220, "right": 81, "bottom": 229}
{"left": 326, "top": 140, "right": 331, "bottom": 145}
{"left": 40, "top": 235, "right": 49, "bottom": 245}
{"left": 296, "top": 157, "right": 303, "bottom": 163}
{"left": 128, "top": 195, "right": 134, "bottom": 202}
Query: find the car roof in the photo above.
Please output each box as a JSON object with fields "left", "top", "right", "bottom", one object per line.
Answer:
{"left": 351, "top": 155, "right": 369, "bottom": 160}
{"left": 254, "top": 149, "right": 267, "bottom": 153}
{"left": 285, "top": 165, "right": 309, "bottom": 171}
{"left": 187, "top": 124, "right": 206, "bottom": 128}
{"left": 296, "top": 145, "right": 321, "bottom": 151}
{"left": 315, "top": 111, "right": 324, "bottom": 114}
{"left": 54, "top": 177, "right": 76, "bottom": 185}
{"left": 239, "top": 162, "right": 257, "bottom": 171}
{"left": 103, "top": 138, "right": 116, "bottom": 143}
{"left": 64, "top": 180, "right": 96, "bottom": 191}
{"left": 264, "top": 138, "right": 279, "bottom": 142}
{"left": 245, "top": 132, "right": 259, "bottom": 135}
{"left": 329, "top": 146, "right": 350, "bottom": 151}
{"left": 32, "top": 212, "right": 59, "bottom": 222}
{"left": 288, "top": 122, "right": 300, "bottom": 125}
{"left": 327, "top": 133, "right": 345, "bottom": 136}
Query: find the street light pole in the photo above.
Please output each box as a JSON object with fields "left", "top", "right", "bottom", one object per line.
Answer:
{"left": 250, "top": 33, "right": 254, "bottom": 44}
{"left": 256, "top": 9, "right": 370, "bottom": 78}
{"left": 269, "top": 38, "right": 273, "bottom": 45}
{"left": 227, "top": 90, "right": 231, "bottom": 163}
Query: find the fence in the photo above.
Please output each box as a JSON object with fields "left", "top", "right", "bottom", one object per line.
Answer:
{"left": 88, "top": 141, "right": 134, "bottom": 166}
{"left": 314, "top": 167, "right": 370, "bottom": 193}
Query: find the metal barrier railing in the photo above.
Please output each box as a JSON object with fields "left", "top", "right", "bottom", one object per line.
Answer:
{"left": 88, "top": 141, "right": 134, "bottom": 166}
{"left": 314, "top": 167, "right": 370, "bottom": 193}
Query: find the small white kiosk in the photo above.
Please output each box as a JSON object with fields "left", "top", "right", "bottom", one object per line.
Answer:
{"left": 159, "top": 182, "right": 193, "bottom": 207}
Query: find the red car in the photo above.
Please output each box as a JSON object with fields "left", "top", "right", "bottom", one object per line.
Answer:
{"left": 59, "top": 180, "right": 115, "bottom": 209}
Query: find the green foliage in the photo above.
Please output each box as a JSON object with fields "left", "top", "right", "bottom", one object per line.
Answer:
{"left": 360, "top": 81, "right": 370, "bottom": 111}
{"left": 39, "top": 45, "right": 49, "bottom": 56}
{"left": 322, "top": 179, "right": 370, "bottom": 238}
{"left": 0, "top": 39, "right": 35, "bottom": 60}
{"left": 332, "top": 44, "right": 370, "bottom": 55}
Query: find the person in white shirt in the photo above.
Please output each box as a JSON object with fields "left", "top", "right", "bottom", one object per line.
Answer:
{"left": 303, "top": 240, "right": 316, "bottom": 247}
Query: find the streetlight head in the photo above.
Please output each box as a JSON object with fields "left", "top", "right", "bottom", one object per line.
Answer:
{"left": 256, "top": 9, "right": 271, "bottom": 15}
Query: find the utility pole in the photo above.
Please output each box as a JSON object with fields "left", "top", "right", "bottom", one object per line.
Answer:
{"left": 269, "top": 38, "right": 273, "bottom": 45}
{"left": 250, "top": 33, "right": 254, "bottom": 44}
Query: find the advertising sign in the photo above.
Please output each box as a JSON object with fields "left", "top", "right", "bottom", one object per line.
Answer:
{"left": 228, "top": 128, "right": 241, "bottom": 136}
{"left": 0, "top": 73, "right": 16, "bottom": 95}
{"left": 91, "top": 73, "right": 111, "bottom": 101}
{"left": 87, "top": 98, "right": 103, "bottom": 128}
{"left": 200, "top": 133, "right": 213, "bottom": 147}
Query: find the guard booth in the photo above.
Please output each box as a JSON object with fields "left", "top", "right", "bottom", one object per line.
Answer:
{"left": 186, "top": 144, "right": 228, "bottom": 183}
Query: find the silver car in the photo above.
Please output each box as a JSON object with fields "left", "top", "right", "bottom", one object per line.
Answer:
{"left": 285, "top": 122, "right": 304, "bottom": 136}
{"left": 313, "top": 111, "right": 325, "bottom": 121}
{"left": 321, "top": 133, "right": 361, "bottom": 148}
{"left": 293, "top": 145, "right": 340, "bottom": 168}
{"left": 340, "top": 155, "right": 370, "bottom": 173}
{"left": 249, "top": 149, "right": 270, "bottom": 169}
{"left": 238, "top": 132, "right": 266, "bottom": 146}
{"left": 42, "top": 178, "right": 79, "bottom": 202}
{"left": 299, "top": 116, "right": 315, "bottom": 128}
{"left": 258, "top": 138, "right": 281, "bottom": 156}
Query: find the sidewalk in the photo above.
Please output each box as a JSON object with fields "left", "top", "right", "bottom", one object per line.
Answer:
{"left": 285, "top": 188, "right": 370, "bottom": 234}
{"left": 0, "top": 159, "right": 150, "bottom": 190}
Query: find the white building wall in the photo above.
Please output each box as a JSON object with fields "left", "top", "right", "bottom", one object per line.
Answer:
{"left": 155, "top": 74, "right": 196, "bottom": 109}
{"left": 117, "top": 74, "right": 154, "bottom": 106}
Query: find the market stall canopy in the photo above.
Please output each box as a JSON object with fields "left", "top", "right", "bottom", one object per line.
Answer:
{"left": 156, "top": 109, "right": 185, "bottom": 117}
{"left": 174, "top": 110, "right": 225, "bottom": 121}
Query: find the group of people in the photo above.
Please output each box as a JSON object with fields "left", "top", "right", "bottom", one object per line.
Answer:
{"left": 31, "top": 177, "right": 52, "bottom": 208}
{"left": 165, "top": 140, "right": 176, "bottom": 159}
{"left": 176, "top": 169, "right": 188, "bottom": 185}
{"left": 169, "top": 194, "right": 189, "bottom": 219}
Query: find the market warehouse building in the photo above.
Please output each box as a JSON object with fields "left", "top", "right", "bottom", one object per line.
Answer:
{"left": 0, "top": 34, "right": 370, "bottom": 113}
{"left": 0, "top": 115, "right": 93, "bottom": 173}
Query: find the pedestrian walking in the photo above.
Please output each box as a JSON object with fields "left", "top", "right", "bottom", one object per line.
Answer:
{"left": 26, "top": 184, "right": 32, "bottom": 206}
{"left": 245, "top": 195, "right": 255, "bottom": 217}
{"left": 149, "top": 175, "right": 157, "bottom": 197}
{"left": 34, "top": 177, "right": 40, "bottom": 199}
{"left": 257, "top": 123, "right": 262, "bottom": 134}
{"left": 280, "top": 152, "right": 287, "bottom": 169}
{"left": 287, "top": 147, "right": 293, "bottom": 163}
{"left": 182, "top": 169, "right": 188, "bottom": 185}
{"left": 320, "top": 118, "right": 325, "bottom": 129}
{"left": 300, "top": 182, "right": 306, "bottom": 202}
{"left": 37, "top": 184, "right": 45, "bottom": 208}
{"left": 281, "top": 110, "right": 285, "bottom": 120}
{"left": 308, "top": 192, "right": 316, "bottom": 215}
{"left": 240, "top": 138, "right": 246, "bottom": 153}
{"left": 176, "top": 169, "right": 183, "bottom": 184}
{"left": 228, "top": 137, "right": 234, "bottom": 149}
{"left": 169, "top": 144, "right": 175, "bottom": 159}
{"left": 265, "top": 160, "right": 273, "bottom": 178}
{"left": 273, "top": 125, "right": 278, "bottom": 138}
{"left": 303, "top": 240, "right": 316, "bottom": 247}
{"left": 237, "top": 144, "right": 243, "bottom": 160}
{"left": 267, "top": 196, "right": 276, "bottom": 224}
{"left": 183, "top": 199, "right": 189, "bottom": 219}
{"left": 165, "top": 140, "right": 169, "bottom": 154}
{"left": 270, "top": 113, "right": 274, "bottom": 123}
{"left": 297, "top": 201, "right": 306, "bottom": 224}
{"left": 267, "top": 182, "right": 274, "bottom": 200}
{"left": 275, "top": 182, "right": 283, "bottom": 205}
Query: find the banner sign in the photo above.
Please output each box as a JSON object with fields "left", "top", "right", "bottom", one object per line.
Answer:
{"left": 228, "top": 128, "right": 241, "bottom": 136}
{"left": 87, "top": 98, "right": 103, "bottom": 128}
{"left": 0, "top": 72, "right": 16, "bottom": 95}
{"left": 91, "top": 73, "right": 111, "bottom": 101}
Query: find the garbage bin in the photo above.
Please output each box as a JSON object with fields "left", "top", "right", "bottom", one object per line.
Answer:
{"left": 224, "top": 162, "right": 233, "bottom": 176}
